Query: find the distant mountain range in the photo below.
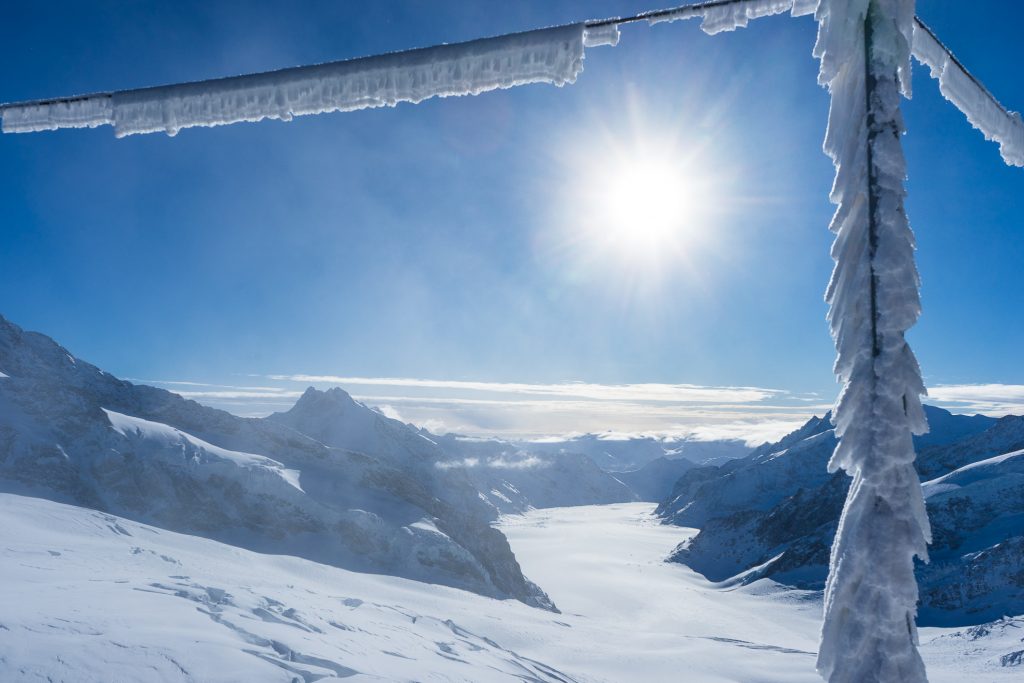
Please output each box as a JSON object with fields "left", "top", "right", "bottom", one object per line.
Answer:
{"left": 657, "top": 405, "right": 1024, "bottom": 626}
{"left": 9, "top": 312, "right": 1015, "bottom": 630}
{"left": 512, "top": 433, "right": 751, "bottom": 472}
{"left": 0, "top": 314, "right": 729, "bottom": 611}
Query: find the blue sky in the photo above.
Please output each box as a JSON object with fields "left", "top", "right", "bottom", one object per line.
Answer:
{"left": 1, "top": 1, "right": 1022, "bottom": 440}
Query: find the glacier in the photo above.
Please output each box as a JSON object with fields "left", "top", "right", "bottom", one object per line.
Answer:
{"left": 1, "top": 496, "right": 1016, "bottom": 682}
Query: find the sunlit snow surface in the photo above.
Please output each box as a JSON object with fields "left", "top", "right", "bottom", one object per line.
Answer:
{"left": 0, "top": 497, "right": 1016, "bottom": 682}
{"left": 103, "top": 408, "right": 304, "bottom": 492}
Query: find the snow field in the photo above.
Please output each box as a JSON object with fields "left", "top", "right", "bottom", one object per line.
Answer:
{"left": 2, "top": 497, "right": 1015, "bottom": 682}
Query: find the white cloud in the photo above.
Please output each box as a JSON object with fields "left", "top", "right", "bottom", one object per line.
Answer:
{"left": 419, "top": 418, "right": 450, "bottom": 435}
{"left": 266, "top": 375, "right": 784, "bottom": 404}
{"left": 375, "top": 404, "right": 406, "bottom": 422}
{"left": 127, "top": 375, "right": 1024, "bottom": 445}
{"left": 927, "top": 383, "right": 1024, "bottom": 416}
{"left": 129, "top": 379, "right": 288, "bottom": 392}
{"left": 435, "top": 458, "right": 481, "bottom": 470}
{"left": 177, "top": 390, "right": 304, "bottom": 400}
{"left": 143, "top": 374, "right": 831, "bottom": 444}
{"left": 488, "top": 455, "right": 548, "bottom": 469}
{"left": 685, "top": 419, "right": 812, "bottom": 446}
{"left": 434, "top": 455, "right": 548, "bottom": 470}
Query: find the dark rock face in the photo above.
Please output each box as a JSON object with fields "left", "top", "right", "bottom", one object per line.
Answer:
{"left": 658, "top": 408, "right": 1021, "bottom": 626}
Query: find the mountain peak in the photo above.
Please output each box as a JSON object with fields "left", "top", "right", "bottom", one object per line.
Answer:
{"left": 286, "top": 385, "right": 358, "bottom": 415}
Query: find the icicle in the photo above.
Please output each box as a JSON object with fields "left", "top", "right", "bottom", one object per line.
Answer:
{"left": 912, "top": 22, "right": 1024, "bottom": 167}
{"left": 700, "top": 0, "right": 799, "bottom": 34}
{"left": 0, "top": 95, "right": 113, "bottom": 132}
{"left": 583, "top": 24, "right": 621, "bottom": 48}
{"left": 1, "top": 24, "right": 587, "bottom": 137}
{"left": 648, "top": 0, "right": 813, "bottom": 32}
{"left": 814, "top": 1, "right": 931, "bottom": 682}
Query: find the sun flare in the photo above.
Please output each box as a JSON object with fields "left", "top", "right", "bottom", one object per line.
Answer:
{"left": 559, "top": 134, "right": 720, "bottom": 278}
{"left": 593, "top": 155, "right": 697, "bottom": 253}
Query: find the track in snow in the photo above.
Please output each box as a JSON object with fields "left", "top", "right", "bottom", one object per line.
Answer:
{"left": 0, "top": 496, "right": 1016, "bottom": 682}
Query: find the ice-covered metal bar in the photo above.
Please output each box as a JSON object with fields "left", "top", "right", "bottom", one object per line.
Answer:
{"left": 0, "top": 0, "right": 861, "bottom": 139}
{"left": 1, "top": 24, "right": 587, "bottom": 138}
{"left": 912, "top": 18, "right": 1024, "bottom": 167}
{"left": 644, "top": 0, "right": 816, "bottom": 33}
{"left": 815, "top": 1, "right": 931, "bottom": 680}
{"left": 2, "top": 0, "right": 1019, "bottom": 164}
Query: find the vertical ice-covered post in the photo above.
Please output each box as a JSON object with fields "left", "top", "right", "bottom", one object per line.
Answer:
{"left": 815, "top": 0, "right": 931, "bottom": 682}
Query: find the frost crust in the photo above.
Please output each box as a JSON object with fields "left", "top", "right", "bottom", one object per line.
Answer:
{"left": 2, "top": 24, "right": 586, "bottom": 137}
{"left": 649, "top": 0, "right": 815, "bottom": 33}
{"left": 813, "top": 1, "right": 931, "bottom": 682}
{"left": 911, "top": 23, "right": 1024, "bottom": 167}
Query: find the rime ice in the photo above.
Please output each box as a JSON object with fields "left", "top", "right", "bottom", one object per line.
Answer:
{"left": 1, "top": 24, "right": 588, "bottom": 137}
{"left": 813, "top": 1, "right": 931, "bottom": 681}
{"left": 648, "top": 0, "right": 816, "bottom": 32}
{"left": 912, "top": 22, "right": 1024, "bottom": 167}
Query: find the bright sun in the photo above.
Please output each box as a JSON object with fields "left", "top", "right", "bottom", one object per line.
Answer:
{"left": 543, "top": 114, "right": 728, "bottom": 295}
{"left": 567, "top": 142, "right": 715, "bottom": 274}
{"left": 594, "top": 155, "right": 696, "bottom": 254}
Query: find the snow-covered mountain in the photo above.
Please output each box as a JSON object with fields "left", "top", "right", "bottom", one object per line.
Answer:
{"left": 519, "top": 433, "right": 750, "bottom": 472}
{"left": 920, "top": 446, "right": 1024, "bottom": 625}
{"left": 428, "top": 433, "right": 638, "bottom": 514}
{"left": 0, "top": 315, "right": 552, "bottom": 609}
{"left": 265, "top": 389, "right": 640, "bottom": 514}
{"left": 657, "top": 406, "right": 1024, "bottom": 626}
{"left": 615, "top": 457, "right": 697, "bottom": 502}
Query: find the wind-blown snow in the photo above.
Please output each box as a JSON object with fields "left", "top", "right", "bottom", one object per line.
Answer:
{"left": 1, "top": 24, "right": 587, "bottom": 137}
{"left": 912, "top": 22, "right": 1024, "bottom": 167}
{"left": 103, "top": 409, "right": 303, "bottom": 491}
{"left": 813, "top": 1, "right": 931, "bottom": 682}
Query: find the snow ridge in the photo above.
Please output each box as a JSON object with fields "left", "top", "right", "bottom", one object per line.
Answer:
{"left": 103, "top": 409, "right": 304, "bottom": 492}
{"left": 2, "top": 24, "right": 586, "bottom": 137}
{"left": 813, "top": 1, "right": 930, "bottom": 682}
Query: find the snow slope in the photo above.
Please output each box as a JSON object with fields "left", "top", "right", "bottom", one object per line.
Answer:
{"left": 659, "top": 409, "right": 1023, "bottom": 625}
{"left": 0, "top": 314, "right": 549, "bottom": 608}
{"left": 919, "top": 448, "right": 1024, "bottom": 625}
{"left": 0, "top": 495, "right": 1016, "bottom": 682}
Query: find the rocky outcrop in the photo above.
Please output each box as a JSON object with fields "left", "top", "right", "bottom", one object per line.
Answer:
{"left": 659, "top": 408, "right": 1020, "bottom": 626}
